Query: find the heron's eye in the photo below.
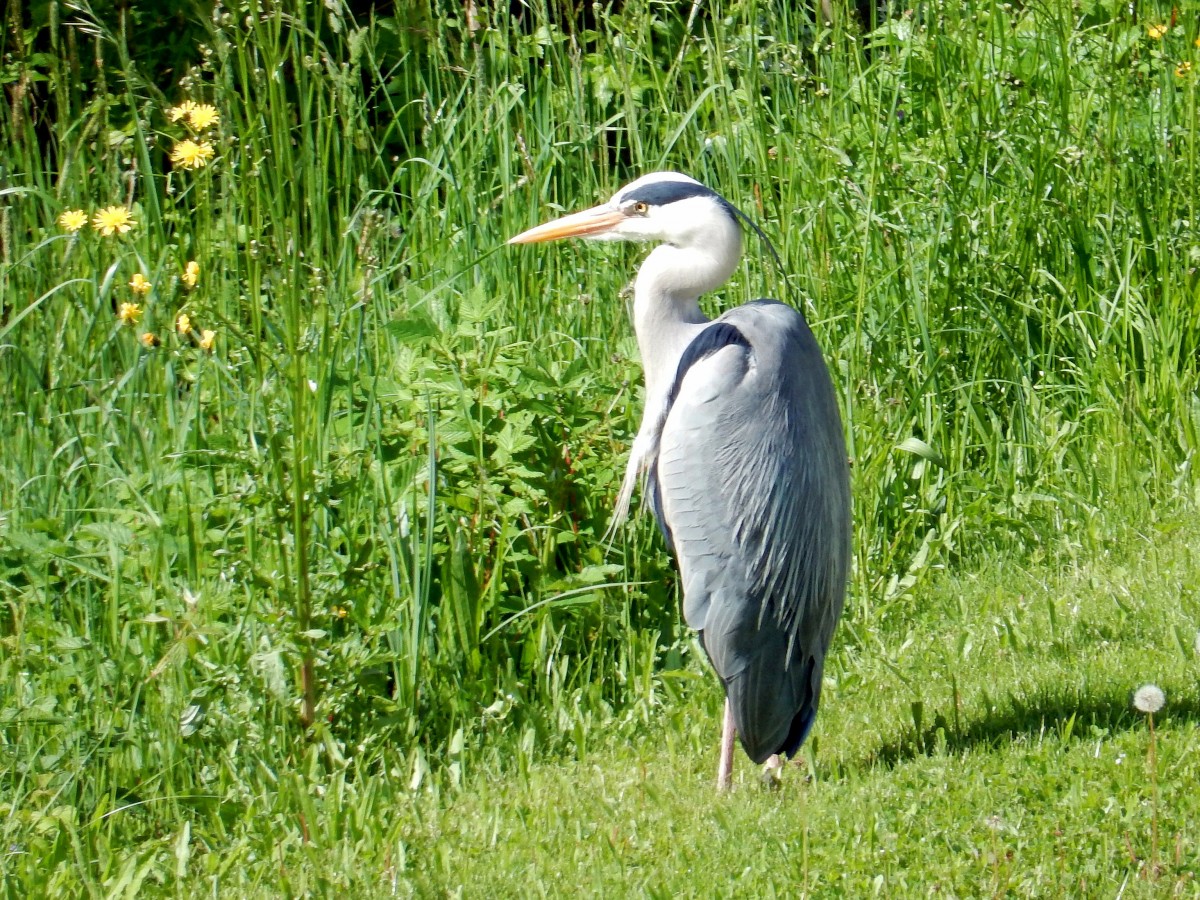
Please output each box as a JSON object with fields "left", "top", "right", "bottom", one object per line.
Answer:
{"left": 634, "top": 201, "right": 649, "bottom": 215}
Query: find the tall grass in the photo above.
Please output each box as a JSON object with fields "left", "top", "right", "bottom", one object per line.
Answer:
{"left": 1, "top": 0, "right": 1198, "bottom": 890}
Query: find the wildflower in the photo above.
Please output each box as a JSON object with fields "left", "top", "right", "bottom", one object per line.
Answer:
{"left": 1058, "top": 145, "right": 1084, "bottom": 166}
{"left": 1147, "top": 23, "right": 1167, "bottom": 40}
{"left": 188, "top": 103, "right": 220, "bottom": 130}
{"left": 1133, "top": 684, "right": 1165, "bottom": 714}
{"left": 92, "top": 205, "right": 136, "bottom": 236}
{"left": 58, "top": 209, "right": 88, "bottom": 232}
{"left": 198, "top": 329, "right": 216, "bottom": 351}
{"left": 1177, "top": 61, "right": 1193, "bottom": 78}
{"left": 1138, "top": 684, "right": 1165, "bottom": 871}
{"left": 129, "top": 273, "right": 152, "bottom": 295}
{"left": 170, "top": 139, "right": 215, "bottom": 170}
{"left": 139, "top": 332, "right": 161, "bottom": 349}
{"left": 182, "top": 260, "right": 200, "bottom": 288}
{"left": 167, "top": 100, "right": 197, "bottom": 122}
{"left": 117, "top": 302, "right": 142, "bottom": 325}
{"left": 176, "top": 312, "right": 193, "bottom": 335}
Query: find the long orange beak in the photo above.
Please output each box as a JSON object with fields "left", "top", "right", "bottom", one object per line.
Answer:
{"left": 508, "top": 204, "right": 625, "bottom": 244}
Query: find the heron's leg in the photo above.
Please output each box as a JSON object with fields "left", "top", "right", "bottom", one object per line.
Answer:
{"left": 761, "top": 753, "right": 784, "bottom": 788}
{"left": 717, "top": 697, "right": 736, "bottom": 791}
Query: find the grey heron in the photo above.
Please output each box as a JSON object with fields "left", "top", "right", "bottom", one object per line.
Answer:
{"left": 509, "top": 172, "right": 850, "bottom": 790}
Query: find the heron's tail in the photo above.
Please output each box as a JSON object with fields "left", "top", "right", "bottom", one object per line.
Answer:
{"left": 703, "top": 616, "right": 823, "bottom": 764}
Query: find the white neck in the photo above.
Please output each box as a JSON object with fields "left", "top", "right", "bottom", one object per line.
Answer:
{"left": 632, "top": 240, "right": 740, "bottom": 402}
{"left": 608, "top": 198, "right": 743, "bottom": 533}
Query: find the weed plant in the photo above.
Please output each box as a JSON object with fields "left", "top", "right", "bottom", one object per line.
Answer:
{"left": 1, "top": 0, "right": 1198, "bottom": 893}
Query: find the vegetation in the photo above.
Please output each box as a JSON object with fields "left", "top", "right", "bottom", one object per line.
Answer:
{"left": 1, "top": 0, "right": 1198, "bottom": 893}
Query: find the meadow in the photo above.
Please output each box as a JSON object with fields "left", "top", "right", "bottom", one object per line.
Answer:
{"left": 2, "top": 0, "right": 1199, "bottom": 894}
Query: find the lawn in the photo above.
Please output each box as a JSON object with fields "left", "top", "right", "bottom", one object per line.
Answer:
{"left": 401, "top": 519, "right": 1200, "bottom": 896}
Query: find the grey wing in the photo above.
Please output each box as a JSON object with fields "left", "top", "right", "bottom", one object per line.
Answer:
{"left": 651, "top": 301, "right": 851, "bottom": 764}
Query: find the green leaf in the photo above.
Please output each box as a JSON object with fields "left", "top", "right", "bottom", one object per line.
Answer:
{"left": 387, "top": 315, "right": 440, "bottom": 344}
{"left": 896, "top": 437, "right": 946, "bottom": 469}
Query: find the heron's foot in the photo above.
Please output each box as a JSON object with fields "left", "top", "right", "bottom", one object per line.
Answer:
{"left": 760, "top": 754, "right": 784, "bottom": 790}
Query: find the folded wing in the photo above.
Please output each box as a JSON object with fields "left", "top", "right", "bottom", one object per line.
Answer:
{"left": 650, "top": 301, "right": 851, "bottom": 763}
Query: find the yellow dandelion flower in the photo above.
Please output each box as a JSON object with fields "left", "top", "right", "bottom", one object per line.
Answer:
{"left": 1196, "top": 35, "right": 1200, "bottom": 48}
{"left": 1177, "top": 61, "right": 1193, "bottom": 77}
{"left": 176, "top": 312, "right": 193, "bottom": 335}
{"left": 168, "top": 100, "right": 197, "bottom": 122}
{"left": 139, "top": 332, "right": 161, "bottom": 349}
{"left": 182, "top": 260, "right": 200, "bottom": 288}
{"left": 1147, "top": 23, "right": 1167, "bottom": 40}
{"left": 58, "top": 209, "right": 88, "bottom": 232}
{"left": 198, "top": 329, "right": 216, "bottom": 352}
{"left": 170, "top": 139, "right": 215, "bottom": 170}
{"left": 188, "top": 104, "right": 220, "bottom": 130}
{"left": 129, "top": 273, "right": 152, "bottom": 295}
{"left": 92, "top": 205, "right": 136, "bottom": 236}
{"left": 117, "top": 302, "right": 142, "bottom": 325}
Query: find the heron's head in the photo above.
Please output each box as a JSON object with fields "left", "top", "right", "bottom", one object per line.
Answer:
{"left": 509, "top": 171, "right": 743, "bottom": 252}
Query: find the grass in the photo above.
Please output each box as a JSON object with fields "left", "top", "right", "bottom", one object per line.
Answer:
{"left": 389, "top": 514, "right": 1200, "bottom": 898}
{"left": 2, "top": 0, "right": 1200, "bottom": 894}
{"left": 10, "top": 505, "right": 1197, "bottom": 896}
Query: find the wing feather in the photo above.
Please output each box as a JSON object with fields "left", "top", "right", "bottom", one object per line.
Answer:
{"left": 652, "top": 301, "right": 850, "bottom": 763}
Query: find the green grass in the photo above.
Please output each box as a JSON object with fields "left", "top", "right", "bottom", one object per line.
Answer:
{"left": 403, "top": 519, "right": 1200, "bottom": 897}
{"left": 9, "top": 506, "right": 1197, "bottom": 896}
{"left": 2, "top": 0, "right": 1200, "bottom": 894}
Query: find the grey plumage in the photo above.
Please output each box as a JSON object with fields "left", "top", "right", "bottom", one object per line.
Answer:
{"left": 653, "top": 302, "right": 849, "bottom": 762}
{"left": 510, "top": 172, "right": 851, "bottom": 784}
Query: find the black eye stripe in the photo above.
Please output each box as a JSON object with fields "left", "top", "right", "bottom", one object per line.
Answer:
{"left": 619, "top": 180, "right": 717, "bottom": 207}
{"left": 613, "top": 176, "right": 784, "bottom": 282}
{"left": 619, "top": 180, "right": 743, "bottom": 231}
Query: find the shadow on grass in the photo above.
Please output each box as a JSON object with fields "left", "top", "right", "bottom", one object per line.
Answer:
{"left": 859, "top": 686, "right": 1200, "bottom": 772}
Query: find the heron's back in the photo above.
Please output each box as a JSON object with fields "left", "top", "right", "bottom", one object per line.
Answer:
{"left": 651, "top": 300, "right": 850, "bottom": 763}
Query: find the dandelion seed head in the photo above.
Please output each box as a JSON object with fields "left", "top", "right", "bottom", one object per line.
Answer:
{"left": 58, "top": 209, "right": 88, "bottom": 232}
{"left": 1133, "top": 683, "right": 1165, "bottom": 714}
